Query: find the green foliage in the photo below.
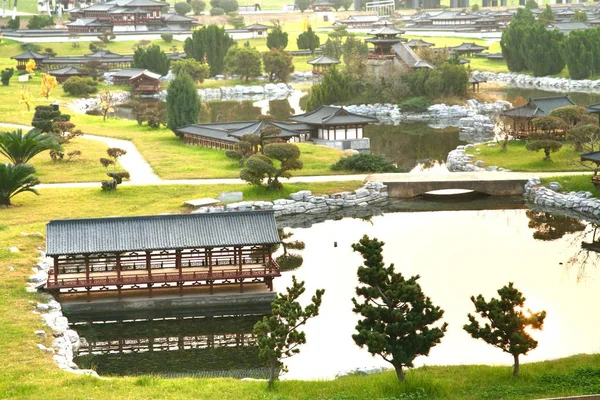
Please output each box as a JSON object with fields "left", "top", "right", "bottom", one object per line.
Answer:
{"left": 539, "top": 4, "right": 554, "bottom": 24}
{"left": 561, "top": 28, "right": 600, "bottom": 79}
{"left": 184, "top": 25, "right": 235, "bottom": 76}
{"left": 526, "top": 139, "right": 563, "bottom": 161}
{"left": 342, "top": 36, "right": 369, "bottom": 64}
{"left": 331, "top": 153, "right": 399, "bottom": 173}
{"left": 307, "top": 67, "right": 355, "bottom": 111}
{"left": 79, "top": 61, "right": 108, "bottom": 81}
{"left": 471, "top": 3, "right": 479, "bottom": 11}
{"left": 7, "top": 16, "right": 20, "bottom": 30}
{"left": 1, "top": 68, "right": 14, "bottom": 86}
{"left": 210, "top": 6, "right": 224, "bottom": 15}
{"left": 573, "top": 10, "right": 587, "bottom": 22}
{"left": 227, "top": 14, "right": 245, "bottom": 29}
{"left": 500, "top": 8, "right": 535, "bottom": 72}
{"left": 352, "top": 236, "right": 447, "bottom": 382}
{"left": 525, "top": 0, "right": 538, "bottom": 9}
{"left": 62, "top": 76, "right": 99, "bottom": 97}
{"left": 172, "top": 58, "right": 210, "bottom": 83}
{"left": 567, "top": 124, "right": 600, "bottom": 152}
{"left": 399, "top": 97, "right": 432, "bottom": 113}
{"left": 132, "top": 44, "right": 171, "bottom": 76}
{"left": 276, "top": 228, "right": 305, "bottom": 271}
{"left": 190, "top": 0, "right": 206, "bottom": 14}
{"left": 133, "top": 102, "right": 167, "bottom": 129}
{"left": 225, "top": 133, "right": 259, "bottom": 165}
{"left": 297, "top": 27, "right": 320, "bottom": 55}
{"left": 0, "top": 129, "right": 61, "bottom": 165}
{"left": 174, "top": 2, "right": 192, "bottom": 15}
{"left": 211, "top": 0, "right": 238, "bottom": 13}
{"left": 97, "top": 32, "right": 116, "bottom": 43}
{"left": 332, "top": 0, "right": 352, "bottom": 10}
{"left": 160, "top": 33, "right": 174, "bottom": 43}
{"left": 525, "top": 25, "right": 565, "bottom": 77}
{"left": 31, "top": 106, "right": 70, "bottom": 133}
{"left": 276, "top": 254, "right": 303, "bottom": 271}
{"left": 322, "top": 38, "right": 342, "bottom": 60}
{"left": 401, "top": 66, "right": 468, "bottom": 99}
{"left": 464, "top": 282, "right": 546, "bottom": 376}
{"left": 263, "top": 48, "right": 294, "bottom": 82}
{"left": 166, "top": 73, "right": 201, "bottom": 135}
{"left": 0, "top": 163, "right": 40, "bottom": 206}
{"left": 296, "top": 0, "right": 310, "bottom": 12}
{"left": 224, "top": 46, "right": 262, "bottom": 82}
{"left": 27, "top": 15, "right": 54, "bottom": 29}
{"left": 240, "top": 143, "right": 303, "bottom": 190}
{"left": 549, "top": 106, "right": 590, "bottom": 128}
{"left": 267, "top": 21, "right": 289, "bottom": 50}
{"left": 253, "top": 276, "right": 324, "bottom": 388}
{"left": 532, "top": 116, "right": 568, "bottom": 133}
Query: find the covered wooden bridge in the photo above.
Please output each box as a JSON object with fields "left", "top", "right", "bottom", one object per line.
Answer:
{"left": 45, "top": 211, "right": 281, "bottom": 301}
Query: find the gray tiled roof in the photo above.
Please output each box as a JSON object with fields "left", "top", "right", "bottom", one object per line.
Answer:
{"left": 307, "top": 55, "right": 340, "bottom": 65}
{"left": 46, "top": 211, "right": 280, "bottom": 256}
{"left": 288, "top": 106, "right": 378, "bottom": 125}
{"left": 581, "top": 151, "right": 600, "bottom": 164}
{"left": 11, "top": 50, "right": 48, "bottom": 60}
{"left": 48, "top": 67, "right": 82, "bottom": 76}
{"left": 503, "top": 96, "right": 575, "bottom": 118}
{"left": 178, "top": 121, "right": 303, "bottom": 140}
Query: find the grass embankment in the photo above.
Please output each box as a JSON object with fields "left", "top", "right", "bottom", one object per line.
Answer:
{"left": 3, "top": 185, "right": 600, "bottom": 399}
{"left": 467, "top": 141, "right": 587, "bottom": 172}
{"left": 541, "top": 175, "right": 600, "bottom": 196}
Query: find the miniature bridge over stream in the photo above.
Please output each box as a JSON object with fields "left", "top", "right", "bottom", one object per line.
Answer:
{"left": 378, "top": 172, "right": 536, "bottom": 198}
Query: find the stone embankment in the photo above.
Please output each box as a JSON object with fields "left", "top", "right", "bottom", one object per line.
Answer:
{"left": 27, "top": 255, "right": 98, "bottom": 377}
{"left": 446, "top": 144, "right": 510, "bottom": 172}
{"left": 525, "top": 178, "right": 600, "bottom": 222}
{"left": 192, "top": 181, "right": 389, "bottom": 218}
{"left": 67, "top": 91, "right": 130, "bottom": 115}
{"left": 194, "top": 83, "right": 293, "bottom": 101}
{"left": 345, "top": 100, "right": 510, "bottom": 143}
{"left": 474, "top": 70, "right": 600, "bottom": 94}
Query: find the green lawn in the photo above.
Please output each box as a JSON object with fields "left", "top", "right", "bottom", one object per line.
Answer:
{"left": 468, "top": 141, "right": 588, "bottom": 172}
{"left": 541, "top": 174, "right": 600, "bottom": 195}
{"left": 3, "top": 184, "right": 600, "bottom": 400}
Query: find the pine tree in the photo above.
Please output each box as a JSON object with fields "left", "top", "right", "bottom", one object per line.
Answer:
{"left": 132, "top": 44, "right": 171, "bottom": 76}
{"left": 351, "top": 236, "right": 447, "bottom": 382}
{"left": 266, "top": 21, "right": 289, "bottom": 50}
{"left": 184, "top": 25, "right": 235, "bottom": 76}
{"left": 253, "top": 276, "right": 324, "bottom": 388}
{"left": 500, "top": 8, "right": 535, "bottom": 72}
{"left": 166, "top": 72, "right": 200, "bottom": 135}
{"left": 297, "top": 27, "right": 320, "bottom": 55}
{"left": 224, "top": 46, "right": 262, "bottom": 82}
{"left": 464, "top": 283, "right": 546, "bottom": 376}
{"left": 263, "top": 48, "right": 294, "bottom": 82}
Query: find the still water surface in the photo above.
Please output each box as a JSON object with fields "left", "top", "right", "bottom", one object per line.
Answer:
{"left": 72, "top": 201, "right": 600, "bottom": 379}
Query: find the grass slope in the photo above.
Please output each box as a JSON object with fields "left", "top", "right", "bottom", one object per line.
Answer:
{"left": 468, "top": 141, "right": 587, "bottom": 172}
{"left": 3, "top": 184, "right": 600, "bottom": 400}
{"left": 541, "top": 174, "right": 600, "bottom": 196}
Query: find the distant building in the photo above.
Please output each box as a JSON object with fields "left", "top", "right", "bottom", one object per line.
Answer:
{"left": 502, "top": 96, "right": 576, "bottom": 135}
{"left": 10, "top": 50, "right": 48, "bottom": 70}
{"left": 48, "top": 66, "right": 83, "bottom": 83}
{"left": 335, "top": 14, "right": 382, "bottom": 29}
{"left": 307, "top": 55, "right": 340, "bottom": 75}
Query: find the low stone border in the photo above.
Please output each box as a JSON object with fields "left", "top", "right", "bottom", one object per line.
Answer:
{"left": 474, "top": 70, "right": 600, "bottom": 94}
{"left": 191, "top": 181, "right": 388, "bottom": 217}
{"left": 446, "top": 144, "right": 510, "bottom": 172}
{"left": 525, "top": 178, "right": 600, "bottom": 222}
{"left": 27, "top": 255, "right": 98, "bottom": 377}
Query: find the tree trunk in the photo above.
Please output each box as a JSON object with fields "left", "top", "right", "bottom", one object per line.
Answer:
{"left": 512, "top": 354, "right": 520, "bottom": 377}
{"left": 544, "top": 148, "right": 551, "bottom": 161}
{"left": 268, "top": 364, "right": 277, "bottom": 389}
{"left": 394, "top": 364, "right": 405, "bottom": 382}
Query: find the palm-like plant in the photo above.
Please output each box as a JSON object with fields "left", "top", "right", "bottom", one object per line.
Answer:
{"left": 0, "top": 129, "right": 62, "bottom": 165}
{"left": 0, "top": 163, "right": 40, "bottom": 206}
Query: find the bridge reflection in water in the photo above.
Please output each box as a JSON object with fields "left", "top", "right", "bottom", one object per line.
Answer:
{"left": 70, "top": 309, "right": 268, "bottom": 378}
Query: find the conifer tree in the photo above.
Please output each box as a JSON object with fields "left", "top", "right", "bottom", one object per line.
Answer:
{"left": 297, "top": 26, "right": 320, "bottom": 55}
{"left": 500, "top": 8, "right": 535, "bottom": 72}
{"left": 351, "top": 236, "right": 447, "bottom": 382}
{"left": 132, "top": 44, "right": 171, "bottom": 76}
{"left": 266, "top": 21, "right": 289, "bottom": 50}
{"left": 464, "top": 283, "right": 546, "bottom": 376}
{"left": 184, "top": 25, "right": 235, "bottom": 76}
{"left": 253, "top": 276, "right": 324, "bottom": 388}
{"left": 166, "top": 72, "right": 200, "bottom": 135}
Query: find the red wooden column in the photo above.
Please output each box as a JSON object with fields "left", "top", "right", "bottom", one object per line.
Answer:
{"left": 176, "top": 249, "right": 183, "bottom": 296}
{"left": 238, "top": 247, "right": 243, "bottom": 293}
{"left": 115, "top": 253, "right": 122, "bottom": 300}
{"left": 208, "top": 248, "right": 213, "bottom": 295}
{"left": 53, "top": 256, "right": 59, "bottom": 287}
{"left": 85, "top": 255, "right": 90, "bottom": 302}
{"left": 146, "top": 251, "right": 153, "bottom": 298}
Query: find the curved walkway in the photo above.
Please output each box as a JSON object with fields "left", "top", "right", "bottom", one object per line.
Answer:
{"left": 0, "top": 122, "right": 592, "bottom": 190}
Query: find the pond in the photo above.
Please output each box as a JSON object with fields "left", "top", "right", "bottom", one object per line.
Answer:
{"left": 70, "top": 199, "right": 600, "bottom": 380}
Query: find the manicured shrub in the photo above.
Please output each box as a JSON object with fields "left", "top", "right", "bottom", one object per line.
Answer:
{"left": 7, "top": 16, "right": 20, "bottom": 30}
{"left": 174, "top": 2, "right": 192, "bottom": 15}
{"left": 210, "top": 7, "right": 225, "bottom": 15}
{"left": 190, "top": 0, "right": 206, "bottom": 14}
{"left": 331, "top": 152, "right": 400, "bottom": 173}
{"left": 399, "top": 97, "right": 432, "bottom": 113}
{"left": 161, "top": 33, "right": 173, "bottom": 43}
{"left": 1, "top": 68, "right": 14, "bottom": 86}
{"left": 62, "top": 76, "right": 99, "bottom": 97}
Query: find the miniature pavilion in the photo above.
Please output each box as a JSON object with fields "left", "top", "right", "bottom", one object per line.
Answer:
{"left": 48, "top": 67, "right": 83, "bottom": 83}
{"left": 502, "top": 96, "right": 575, "bottom": 136}
{"left": 307, "top": 55, "right": 340, "bottom": 74}
{"left": 45, "top": 211, "right": 282, "bottom": 301}
{"left": 11, "top": 50, "right": 48, "bottom": 70}
{"left": 448, "top": 42, "right": 489, "bottom": 57}
{"left": 365, "top": 26, "right": 405, "bottom": 59}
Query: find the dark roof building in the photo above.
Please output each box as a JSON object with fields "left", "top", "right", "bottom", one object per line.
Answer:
{"left": 45, "top": 211, "right": 282, "bottom": 300}
{"left": 308, "top": 54, "right": 340, "bottom": 74}
{"left": 406, "top": 38, "right": 435, "bottom": 48}
{"left": 503, "top": 96, "right": 576, "bottom": 135}
{"left": 365, "top": 26, "right": 405, "bottom": 60}
{"left": 336, "top": 14, "right": 382, "bottom": 28}
{"left": 11, "top": 50, "right": 48, "bottom": 70}
{"left": 48, "top": 66, "right": 83, "bottom": 83}
{"left": 448, "top": 42, "right": 489, "bottom": 56}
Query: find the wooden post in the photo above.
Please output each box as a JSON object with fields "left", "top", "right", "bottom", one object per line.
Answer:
{"left": 53, "top": 256, "right": 59, "bottom": 286}
{"left": 239, "top": 247, "right": 243, "bottom": 293}
{"left": 116, "top": 253, "right": 122, "bottom": 300}
{"left": 176, "top": 249, "right": 183, "bottom": 297}
{"left": 85, "top": 255, "right": 90, "bottom": 302}
{"left": 208, "top": 248, "right": 213, "bottom": 295}
{"left": 146, "top": 251, "right": 152, "bottom": 298}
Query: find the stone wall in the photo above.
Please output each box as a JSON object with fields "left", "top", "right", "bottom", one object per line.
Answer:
{"left": 525, "top": 178, "right": 600, "bottom": 224}
{"left": 27, "top": 255, "right": 98, "bottom": 377}
{"left": 446, "top": 144, "right": 510, "bottom": 172}
{"left": 192, "top": 181, "right": 389, "bottom": 218}
{"left": 474, "top": 70, "right": 600, "bottom": 94}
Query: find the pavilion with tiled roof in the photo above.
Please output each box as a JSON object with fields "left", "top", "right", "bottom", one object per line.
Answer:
{"left": 502, "top": 96, "right": 576, "bottom": 135}
{"left": 365, "top": 26, "right": 406, "bottom": 60}
{"left": 307, "top": 54, "right": 340, "bottom": 74}
{"left": 10, "top": 50, "right": 48, "bottom": 70}
{"left": 287, "top": 106, "right": 378, "bottom": 142}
